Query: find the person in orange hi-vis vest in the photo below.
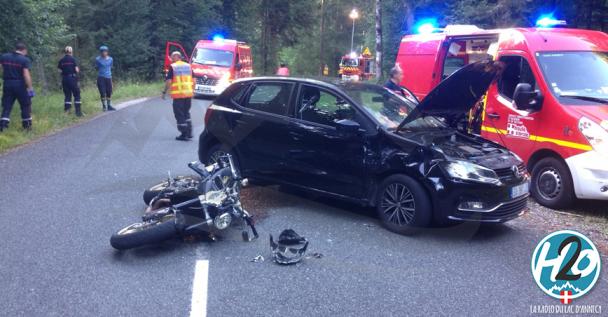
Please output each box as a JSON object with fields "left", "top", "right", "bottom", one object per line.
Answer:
{"left": 163, "top": 51, "right": 194, "bottom": 141}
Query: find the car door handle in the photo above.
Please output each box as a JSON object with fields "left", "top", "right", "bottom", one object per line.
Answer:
{"left": 487, "top": 112, "right": 500, "bottom": 120}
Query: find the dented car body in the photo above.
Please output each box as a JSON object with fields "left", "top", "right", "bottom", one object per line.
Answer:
{"left": 199, "top": 61, "right": 530, "bottom": 233}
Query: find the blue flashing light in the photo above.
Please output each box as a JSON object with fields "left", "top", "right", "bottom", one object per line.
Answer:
{"left": 212, "top": 34, "right": 225, "bottom": 42}
{"left": 418, "top": 23, "right": 436, "bottom": 34}
{"left": 414, "top": 19, "right": 439, "bottom": 35}
{"left": 536, "top": 15, "right": 567, "bottom": 28}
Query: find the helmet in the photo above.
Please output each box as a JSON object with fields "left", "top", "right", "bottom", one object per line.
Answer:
{"left": 269, "top": 229, "right": 308, "bottom": 265}
{"left": 99, "top": 45, "right": 109, "bottom": 52}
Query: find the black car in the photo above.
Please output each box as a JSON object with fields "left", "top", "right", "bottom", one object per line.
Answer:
{"left": 198, "top": 61, "right": 530, "bottom": 234}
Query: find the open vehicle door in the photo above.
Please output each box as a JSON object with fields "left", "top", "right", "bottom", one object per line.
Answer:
{"left": 164, "top": 41, "right": 189, "bottom": 74}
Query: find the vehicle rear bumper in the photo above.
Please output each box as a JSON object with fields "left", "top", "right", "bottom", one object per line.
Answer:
{"left": 566, "top": 150, "right": 608, "bottom": 200}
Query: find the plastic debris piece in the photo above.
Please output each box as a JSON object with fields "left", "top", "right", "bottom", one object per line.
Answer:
{"left": 250, "top": 255, "right": 264, "bottom": 263}
{"left": 307, "top": 252, "right": 324, "bottom": 259}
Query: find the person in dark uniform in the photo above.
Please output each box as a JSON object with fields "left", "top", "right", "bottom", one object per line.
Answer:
{"left": 95, "top": 45, "right": 115, "bottom": 111}
{"left": 0, "top": 42, "right": 34, "bottom": 132}
{"left": 384, "top": 65, "right": 417, "bottom": 103}
{"left": 384, "top": 65, "right": 405, "bottom": 94}
{"left": 57, "top": 46, "right": 82, "bottom": 116}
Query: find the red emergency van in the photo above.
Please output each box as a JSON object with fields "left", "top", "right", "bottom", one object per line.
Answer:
{"left": 396, "top": 24, "right": 608, "bottom": 208}
{"left": 165, "top": 38, "right": 253, "bottom": 97}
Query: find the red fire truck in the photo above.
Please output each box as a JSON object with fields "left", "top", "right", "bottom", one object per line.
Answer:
{"left": 338, "top": 49, "right": 376, "bottom": 81}
{"left": 396, "top": 22, "right": 608, "bottom": 208}
{"left": 165, "top": 36, "right": 253, "bottom": 97}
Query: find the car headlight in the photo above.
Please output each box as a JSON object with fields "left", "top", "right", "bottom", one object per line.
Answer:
{"left": 442, "top": 161, "right": 500, "bottom": 184}
{"left": 579, "top": 117, "right": 608, "bottom": 155}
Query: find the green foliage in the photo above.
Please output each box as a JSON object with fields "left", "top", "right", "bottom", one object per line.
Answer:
{"left": 1, "top": 0, "right": 607, "bottom": 85}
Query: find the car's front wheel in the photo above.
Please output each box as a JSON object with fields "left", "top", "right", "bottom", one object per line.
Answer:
{"left": 376, "top": 174, "right": 432, "bottom": 234}
{"left": 530, "top": 157, "right": 574, "bottom": 209}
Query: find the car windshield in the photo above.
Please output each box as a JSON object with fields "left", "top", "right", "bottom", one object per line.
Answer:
{"left": 192, "top": 48, "right": 234, "bottom": 67}
{"left": 341, "top": 58, "right": 359, "bottom": 67}
{"left": 537, "top": 51, "right": 608, "bottom": 105}
{"left": 341, "top": 84, "right": 445, "bottom": 130}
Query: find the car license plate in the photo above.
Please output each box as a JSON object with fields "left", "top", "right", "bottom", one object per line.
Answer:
{"left": 510, "top": 182, "right": 529, "bottom": 199}
{"left": 195, "top": 85, "right": 213, "bottom": 94}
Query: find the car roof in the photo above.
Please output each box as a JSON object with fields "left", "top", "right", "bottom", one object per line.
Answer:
{"left": 232, "top": 76, "right": 383, "bottom": 92}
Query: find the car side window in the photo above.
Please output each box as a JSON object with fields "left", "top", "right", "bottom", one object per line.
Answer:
{"left": 243, "top": 82, "right": 293, "bottom": 116}
{"left": 230, "top": 83, "right": 249, "bottom": 104}
{"left": 498, "top": 55, "right": 537, "bottom": 100}
{"left": 297, "top": 85, "right": 356, "bottom": 127}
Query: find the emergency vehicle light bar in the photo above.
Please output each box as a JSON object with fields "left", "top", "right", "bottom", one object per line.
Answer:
{"left": 536, "top": 16, "right": 567, "bottom": 28}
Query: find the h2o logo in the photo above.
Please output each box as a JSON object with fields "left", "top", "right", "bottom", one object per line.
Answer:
{"left": 531, "top": 230, "right": 601, "bottom": 304}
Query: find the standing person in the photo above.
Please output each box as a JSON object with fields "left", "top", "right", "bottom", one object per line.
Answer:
{"left": 95, "top": 45, "right": 115, "bottom": 111}
{"left": 384, "top": 65, "right": 417, "bottom": 102}
{"left": 0, "top": 42, "right": 34, "bottom": 132}
{"left": 276, "top": 63, "right": 290, "bottom": 76}
{"left": 58, "top": 46, "right": 82, "bottom": 116}
{"left": 162, "top": 51, "right": 194, "bottom": 141}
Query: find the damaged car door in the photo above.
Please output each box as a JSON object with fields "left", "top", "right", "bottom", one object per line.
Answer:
{"left": 284, "top": 84, "right": 367, "bottom": 198}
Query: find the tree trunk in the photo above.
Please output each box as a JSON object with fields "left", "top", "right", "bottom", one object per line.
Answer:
{"left": 34, "top": 57, "right": 49, "bottom": 95}
{"left": 319, "top": 0, "right": 325, "bottom": 76}
{"left": 374, "top": 0, "right": 382, "bottom": 79}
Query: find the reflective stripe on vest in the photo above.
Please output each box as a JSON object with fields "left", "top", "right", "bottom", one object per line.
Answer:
{"left": 170, "top": 61, "right": 194, "bottom": 99}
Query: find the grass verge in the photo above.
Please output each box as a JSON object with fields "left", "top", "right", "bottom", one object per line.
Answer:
{"left": 0, "top": 81, "right": 162, "bottom": 153}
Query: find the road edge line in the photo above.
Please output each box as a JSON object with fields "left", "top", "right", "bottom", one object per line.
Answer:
{"left": 0, "top": 96, "right": 153, "bottom": 157}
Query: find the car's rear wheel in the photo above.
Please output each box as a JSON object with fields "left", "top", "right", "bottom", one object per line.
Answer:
{"left": 203, "top": 143, "right": 240, "bottom": 170}
{"left": 530, "top": 157, "right": 574, "bottom": 209}
{"left": 376, "top": 174, "right": 431, "bottom": 234}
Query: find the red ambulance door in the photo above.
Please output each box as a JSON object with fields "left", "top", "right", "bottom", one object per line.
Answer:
{"left": 482, "top": 53, "right": 541, "bottom": 162}
{"left": 236, "top": 44, "right": 252, "bottom": 79}
{"left": 164, "top": 41, "right": 189, "bottom": 74}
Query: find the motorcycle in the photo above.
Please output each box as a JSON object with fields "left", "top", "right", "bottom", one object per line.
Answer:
{"left": 110, "top": 155, "right": 258, "bottom": 250}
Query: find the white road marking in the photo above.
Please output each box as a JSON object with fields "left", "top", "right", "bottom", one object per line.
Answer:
{"left": 114, "top": 97, "right": 151, "bottom": 110}
{"left": 190, "top": 260, "right": 209, "bottom": 317}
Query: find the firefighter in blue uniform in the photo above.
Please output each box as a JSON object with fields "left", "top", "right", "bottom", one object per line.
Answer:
{"left": 58, "top": 46, "right": 82, "bottom": 116}
{"left": 0, "top": 42, "right": 35, "bottom": 132}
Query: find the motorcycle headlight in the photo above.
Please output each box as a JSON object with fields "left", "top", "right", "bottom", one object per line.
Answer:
{"left": 442, "top": 161, "right": 500, "bottom": 185}
{"left": 579, "top": 117, "right": 608, "bottom": 155}
{"left": 213, "top": 213, "right": 232, "bottom": 230}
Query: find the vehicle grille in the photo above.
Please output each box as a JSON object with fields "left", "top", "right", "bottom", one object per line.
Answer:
{"left": 493, "top": 163, "right": 526, "bottom": 179}
{"left": 453, "top": 195, "right": 528, "bottom": 222}
{"left": 196, "top": 76, "right": 218, "bottom": 86}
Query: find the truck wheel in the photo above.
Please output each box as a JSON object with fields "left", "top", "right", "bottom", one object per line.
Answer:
{"left": 376, "top": 174, "right": 431, "bottom": 235}
{"left": 530, "top": 157, "right": 574, "bottom": 209}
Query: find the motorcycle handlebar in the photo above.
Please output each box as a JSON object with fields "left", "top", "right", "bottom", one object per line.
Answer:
{"left": 188, "top": 161, "right": 209, "bottom": 178}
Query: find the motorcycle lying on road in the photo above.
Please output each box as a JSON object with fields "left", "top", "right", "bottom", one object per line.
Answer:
{"left": 110, "top": 155, "right": 258, "bottom": 250}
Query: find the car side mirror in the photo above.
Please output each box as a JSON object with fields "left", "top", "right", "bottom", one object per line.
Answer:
{"left": 235, "top": 63, "right": 243, "bottom": 71}
{"left": 513, "top": 83, "right": 543, "bottom": 111}
{"left": 335, "top": 119, "right": 360, "bottom": 136}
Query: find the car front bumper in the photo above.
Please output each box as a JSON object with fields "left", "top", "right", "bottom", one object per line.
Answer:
{"left": 565, "top": 150, "right": 608, "bottom": 200}
{"left": 427, "top": 176, "right": 530, "bottom": 223}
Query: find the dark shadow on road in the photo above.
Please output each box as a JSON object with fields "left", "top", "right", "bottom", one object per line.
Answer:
{"left": 255, "top": 184, "right": 517, "bottom": 242}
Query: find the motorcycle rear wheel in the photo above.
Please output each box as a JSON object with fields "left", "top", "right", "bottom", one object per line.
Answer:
{"left": 143, "top": 176, "right": 200, "bottom": 205}
{"left": 110, "top": 217, "right": 177, "bottom": 250}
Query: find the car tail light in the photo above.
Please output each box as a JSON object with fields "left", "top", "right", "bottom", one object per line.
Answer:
{"left": 204, "top": 107, "right": 214, "bottom": 125}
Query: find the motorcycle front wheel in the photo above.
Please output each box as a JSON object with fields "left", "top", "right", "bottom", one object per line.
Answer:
{"left": 110, "top": 217, "right": 177, "bottom": 250}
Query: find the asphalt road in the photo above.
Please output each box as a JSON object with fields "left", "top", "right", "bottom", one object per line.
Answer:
{"left": 1, "top": 97, "right": 606, "bottom": 317}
